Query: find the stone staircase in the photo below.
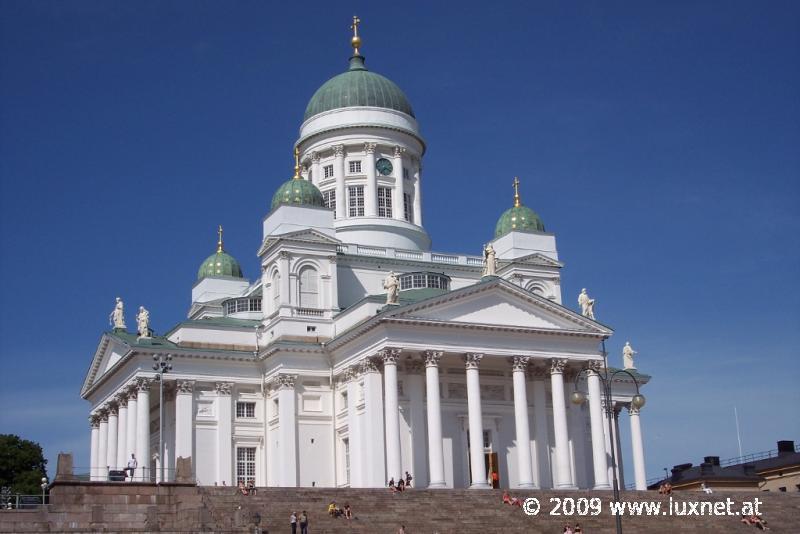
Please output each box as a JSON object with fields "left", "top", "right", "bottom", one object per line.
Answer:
{"left": 1, "top": 483, "right": 797, "bottom": 533}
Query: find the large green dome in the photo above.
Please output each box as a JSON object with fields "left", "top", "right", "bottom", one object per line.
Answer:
{"left": 303, "top": 55, "right": 414, "bottom": 121}
{"left": 270, "top": 178, "right": 326, "bottom": 212}
{"left": 197, "top": 227, "right": 244, "bottom": 281}
{"left": 494, "top": 179, "right": 546, "bottom": 238}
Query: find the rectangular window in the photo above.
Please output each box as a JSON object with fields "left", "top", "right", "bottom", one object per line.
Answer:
{"left": 377, "top": 187, "right": 392, "bottom": 218}
{"left": 322, "top": 189, "right": 336, "bottom": 212}
{"left": 344, "top": 438, "right": 350, "bottom": 485}
{"left": 400, "top": 275, "right": 411, "bottom": 290}
{"left": 225, "top": 301, "right": 236, "bottom": 315}
{"left": 323, "top": 164, "right": 334, "bottom": 179}
{"left": 236, "top": 299, "right": 248, "bottom": 313}
{"left": 403, "top": 167, "right": 409, "bottom": 180}
{"left": 348, "top": 185, "right": 365, "bottom": 216}
{"left": 236, "top": 447, "right": 256, "bottom": 485}
{"left": 249, "top": 298, "right": 262, "bottom": 312}
{"left": 403, "top": 193, "right": 412, "bottom": 222}
{"left": 236, "top": 401, "right": 256, "bottom": 418}
{"left": 348, "top": 160, "right": 362, "bottom": 174}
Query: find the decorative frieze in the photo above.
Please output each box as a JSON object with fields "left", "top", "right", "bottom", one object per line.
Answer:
{"left": 423, "top": 350, "right": 443, "bottom": 368}
{"left": 215, "top": 382, "right": 233, "bottom": 396}
{"left": 464, "top": 353, "right": 483, "bottom": 370}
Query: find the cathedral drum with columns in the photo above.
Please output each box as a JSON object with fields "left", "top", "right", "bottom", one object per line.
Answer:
{"left": 81, "top": 19, "right": 650, "bottom": 491}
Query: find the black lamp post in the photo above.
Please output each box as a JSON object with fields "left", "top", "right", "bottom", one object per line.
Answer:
{"left": 570, "top": 340, "right": 645, "bottom": 534}
{"left": 152, "top": 354, "right": 173, "bottom": 483}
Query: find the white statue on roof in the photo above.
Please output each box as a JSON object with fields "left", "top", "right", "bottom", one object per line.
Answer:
{"left": 383, "top": 271, "right": 399, "bottom": 305}
{"left": 109, "top": 297, "right": 126, "bottom": 329}
{"left": 482, "top": 244, "right": 497, "bottom": 277}
{"left": 136, "top": 306, "right": 151, "bottom": 338}
{"left": 623, "top": 341, "right": 637, "bottom": 370}
{"left": 578, "top": 288, "right": 595, "bottom": 320}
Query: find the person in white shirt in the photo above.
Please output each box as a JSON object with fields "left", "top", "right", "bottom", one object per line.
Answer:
{"left": 125, "top": 454, "right": 137, "bottom": 480}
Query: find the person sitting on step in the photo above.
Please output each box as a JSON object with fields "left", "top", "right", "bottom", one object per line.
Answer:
{"left": 502, "top": 490, "right": 522, "bottom": 507}
{"left": 397, "top": 478, "right": 405, "bottom": 492}
{"left": 238, "top": 481, "right": 248, "bottom": 496}
{"left": 388, "top": 477, "right": 396, "bottom": 492}
{"left": 343, "top": 503, "right": 353, "bottom": 520}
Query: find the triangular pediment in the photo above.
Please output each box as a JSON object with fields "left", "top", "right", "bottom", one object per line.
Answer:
{"left": 258, "top": 229, "right": 340, "bottom": 256}
{"left": 503, "top": 252, "right": 563, "bottom": 268}
{"left": 81, "top": 333, "right": 132, "bottom": 397}
{"left": 384, "top": 279, "right": 610, "bottom": 335}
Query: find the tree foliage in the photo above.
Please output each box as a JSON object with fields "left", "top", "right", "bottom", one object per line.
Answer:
{"left": 0, "top": 434, "right": 48, "bottom": 494}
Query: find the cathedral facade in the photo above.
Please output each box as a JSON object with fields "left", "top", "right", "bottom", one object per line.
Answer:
{"left": 81, "top": 22, "right": 650, "bottom": 491}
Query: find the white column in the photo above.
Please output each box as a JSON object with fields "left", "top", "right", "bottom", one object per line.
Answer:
{"left": 364, "top": 142, "right": 377, "bottom": 217}
{"left": 412, "top": 160, "right": 422, "bottom": 225}
{"left": 310, "top": 151, "right": 321, "bottom": 186}
{"left": 106, "top": 404, "right": 119, "bottom": 471}
{"left": 345, "top": 366, "right": 364, "bottom": 487}
{"left": 423, "top": 351, "right": 446, "bottom": 488}
{"left": 628, "top": 405, "right": 647, "bottom": 490}
{"left": 511, "top": 356, "right": 536, "bottom": 488}
{"left": 382, "top": 349, "right": 402, "bottom": 483}
{"left": 404, "top": 360, "right": 427, "bottom": 488}
{"left": 362, "top": 358, "right": 385, "bottom": 487}
{"left": 278, "top": 251, "right": 291, "bottom": 309}
{"left": 392, "top": 146, "right": 405, "bottom": 221}
{"left": 89, "top": 416, "right": 100, "bottom": 481}
{"left": 531, "top": 369, "right": 551, "bottom": 488}
{"left": 333, "top": 144, "right": 346, "bottom": 219}
{"left": 175, "top": 380, "right": 194, "bottom": 465}
{"left": 125, "top": 389, "right": 137, "bottom": 466}
{"left": 97, "top": 410, "right": 109, "bottom": 480}
{"left": 215, "top": 382, "right": 233, "bottom": 485}
{"left": 465, "top": 353, "right": 490, "bottom": 489}
{"left": 587, "top": 365, "right": 611, "bottom": 489}
{"left": 116, "top": 395, "right": 128, "bottom": 471}
{"left": 550, "top": 359, "right": 575, "bottom": 489}
{"left": 135, "top": 379, "right": 151, "bottom": 481}
{"left": 276, "top": 375, "right": 298, "bottom": 487}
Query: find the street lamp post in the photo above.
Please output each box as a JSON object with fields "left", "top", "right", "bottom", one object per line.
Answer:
{"left": 571, "top": 340, "right": 646, "bottom": 534}
{"left": 40, "top": 477, "right": 47, "bottom": 506}
{"left": 152, "top": 354, "right": 173, "bottom": 483}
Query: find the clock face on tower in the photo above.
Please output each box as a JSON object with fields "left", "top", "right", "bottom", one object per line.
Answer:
{"left": 376, "top": 158, "right": 393, "bottom": 176}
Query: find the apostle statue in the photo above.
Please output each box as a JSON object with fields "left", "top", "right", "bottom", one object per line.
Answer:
{"left": 578, "top": 288, "right": 595, "bottom": 320}
{"left": 109, "top": 297, "right": 126, "bottom": 329}
{"left": 482, "top": 244, "right": 497, "bottom": 277}
{"left": 383, "top": 271, "right": 399, "bottom": 305}
{"left": 136, "top": 306, "right": 151, "bottom": 338}
{"left": 623, "top": 341, "right": 638, "bottom": 370}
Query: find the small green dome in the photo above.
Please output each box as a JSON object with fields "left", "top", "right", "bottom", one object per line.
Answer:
{"left": 197, "top": 226, "right": 244, "bottom": 281}
{"left": 494, "top": 178, "right": 545, "bottom": 238}
{"left": 304, "top": 55, "right": 414, "bottom": 121}
{"left": 270, "top": 178, "right": 326, "bottom": 212}
{"left": 495, "top": 205, "right": 546, "bottom": 238}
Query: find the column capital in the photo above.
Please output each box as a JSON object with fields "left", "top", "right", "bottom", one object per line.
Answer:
{"left": 393, "top": 145, "right": 406, "bottom": 157}
{"left": 274, "top": 374, "right": 298, "bottom": 391}
{"left": 360, "top": 358, "right": 381, "bottom": 374}
{"left": 311, "top": 151, "right": 320, "bottom": 163}
{"left": 586, "top": 360, "right": 604, "bottom": 374}
{"left": 378, "top": 348, "right": 402, "bottom": 365}
{"left": 136, "top": 378, "right": 152, "bottom": 392}
{"left": 114, "top": 392, "right": 129, "bottom": 407}
{"left": 107, "top": 403, "right": 119, "bottom": 417}
{"left": 464, "top": 352, "right": 483, "bottom": 370}
{"left": 176, "top": 380, "right": 195, "bottom": 394}
{"left": 332, "top": 144, "right": 345, "bottom": 157}
{"left": 344, "top": 365, "right": 361, "bottom": 382}
{"left": 279, "top": 250, "right": 291, "bottom": 259}
{"left": 627, "top": 405, "right": 641, "bottom": 416}
{"left": 422, "top": 350, "right": 443, "bottom": 368}
{"left": 98, "top": 409, "right": 109, "bottom": 423}
{"left": 364, "top": 142, "right": 377, "bottom": 154}
{"left": 215, "top": 382, "right": 233, "bottom": 396}
{"left": 550, "top": 358, "right": 568, "bottom": 375}
{"left": 89, "top": 415, "right": 100, "bottom": 428}
{"left": 510, "top": 355, "right": 530, "bottom": 372}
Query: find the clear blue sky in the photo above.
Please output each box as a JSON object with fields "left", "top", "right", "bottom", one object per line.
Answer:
{"left": 1, "top": 0, "right": 798, "bottom": 483}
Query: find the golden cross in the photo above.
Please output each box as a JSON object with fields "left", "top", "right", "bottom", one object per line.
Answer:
{"left": 217, "top": 225, "right": 224, "bottom": 253}
{"left": 293, "top": 147, "right": 301, "bottom": 179}
{"left": 512, "top": 176, "right": 521, "bottom": 207}
{"left": 351, "top": 15, "right": 361, "bottom": 38}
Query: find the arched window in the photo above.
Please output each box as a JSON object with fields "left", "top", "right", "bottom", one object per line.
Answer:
{"left": 298, "top": 267, "right": 319, "bottom": 308}
{"left": 528, "top": 283, "right": 546, "bottom": 296}
{"left": 272, "top": 273, "right": 281, "bottom": 312}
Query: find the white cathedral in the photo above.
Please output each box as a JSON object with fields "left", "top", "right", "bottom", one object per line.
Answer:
{"left": 81, "top": 20, "right": 650, "bottom": 492}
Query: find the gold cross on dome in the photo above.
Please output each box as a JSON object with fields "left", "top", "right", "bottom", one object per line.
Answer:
{"left": 217, "top": 225, "right": 224, "bottom": 253}
{"left": 351, "top": 16, "right": 361, "bottom": 37}
{"left": 512, "top": 177, "right": 521, "bottom": 207}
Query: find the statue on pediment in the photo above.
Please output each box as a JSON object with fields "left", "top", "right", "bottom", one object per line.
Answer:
{"left": 109, "top": 297, "right": 126, "bottom": 329}
{"left": 383, "top": 271, "right": 399, "bottom": 305}
{"left": 578, "top": 288, "right": 595, "bottom": 320}
{"left": 483, "top": 244, "right": 497, "bottom": 277}
{"left": 623, "top": 341, "right": 637, "bottom": 370}
{"left": 136, "top": 306, "right": 151, "bottom": 338}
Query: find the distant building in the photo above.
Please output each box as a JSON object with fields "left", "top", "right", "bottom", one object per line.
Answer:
{"left": 653, "top": 440, "right": 800, "bottom": 492}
